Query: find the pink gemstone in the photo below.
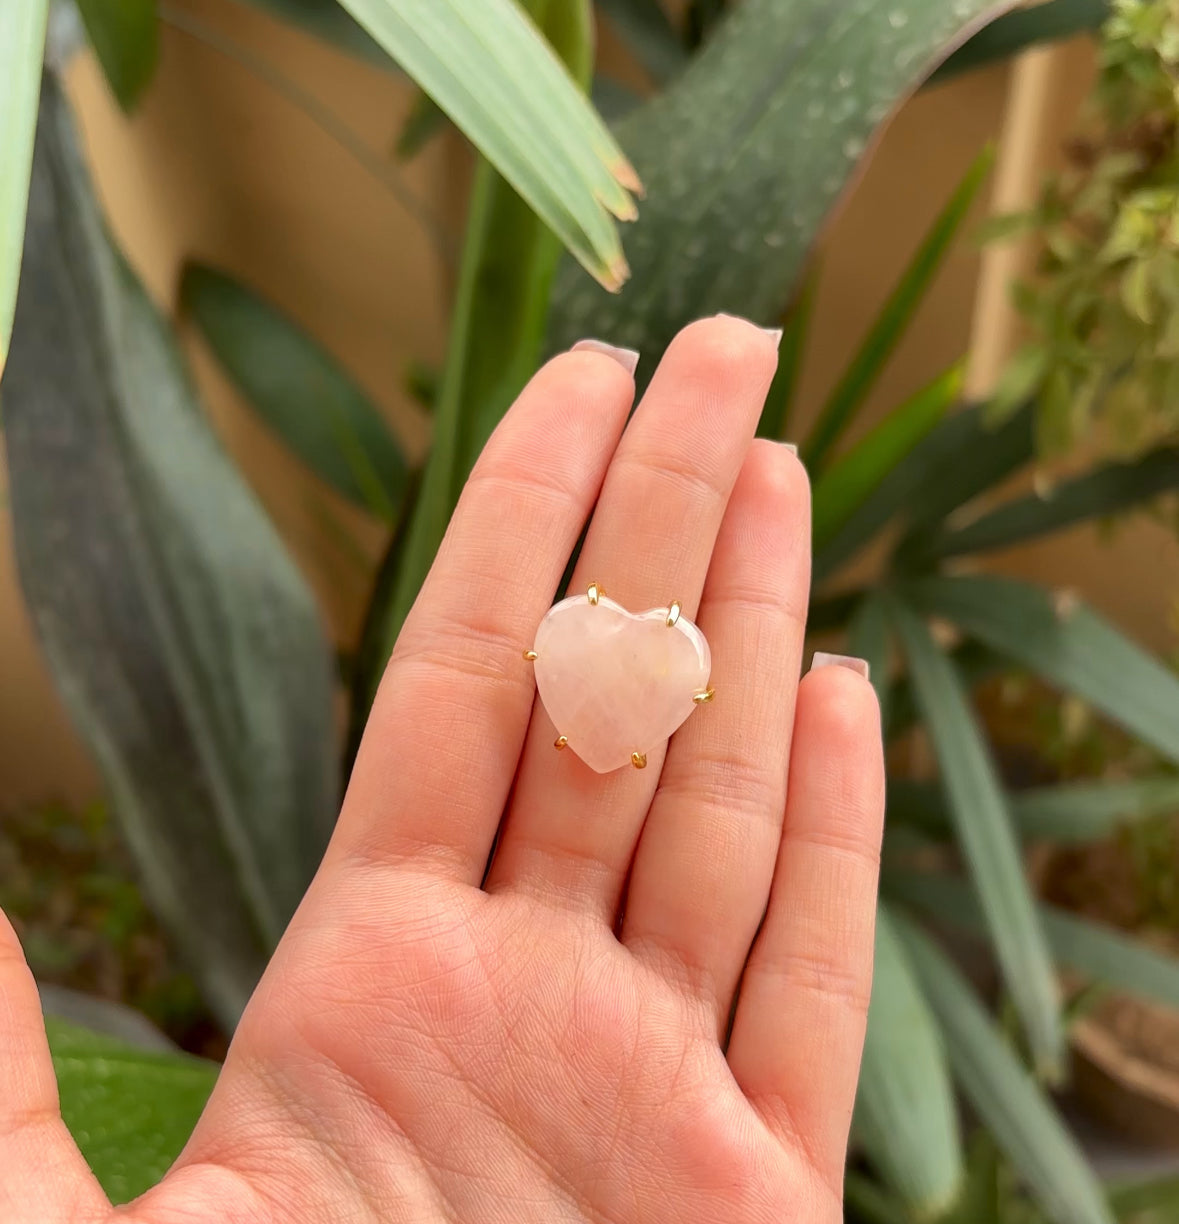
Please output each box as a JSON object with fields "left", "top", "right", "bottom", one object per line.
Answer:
{"left": 531, "top": 595, "right": 711, "bottom": 773}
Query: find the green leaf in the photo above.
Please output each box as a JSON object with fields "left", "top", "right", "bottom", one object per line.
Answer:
{"left": 887, "top": 596, "right": 1063, "bottom": 1075}
{"left": 812, "top": 362, "right": 962, "bottom": 551}
{"left": 848, "top": 593, "right": 893, "bottom": 730}
{"left": 180, "top": 262, "right": 410, "bottom": 523}
{"left": 596, "top": 0, "right": 688, "bottom": 84}
{"left": 909, "top": 446, "right": 1179, "bottom": 564}
{"left": 888, "top": 870, "right": 1179, "bottom": 1011}
{"left": 546, "top": 0, "right": 1013, "bottom": 383}
{"left": 395, "top": 88, "right": 447, "bottom": 159}
{"left": 854, "top": 902, "right": 963, "bottom": 1216}
{"left": 885, "top": 639, "right": 1008, "bottom": 741}
{"left": 335, "top": 0, "right": 637, "bottom": 289}
{"left": 48, "top": 1017, "right": 218, "bottom": 1204}
{"left": 4, "top": 77, "right": 338, "bottom": 1029}
{"left": 804, "top": 148, "right": 992, "bottom": 471}
{"left": 813, "top": 401, "right": 1033, "bottom": 583}
{"left": 894, "top": 914, "right": 1115, "bottom": 1224}
{"left": 890, "top": 774, "right": 1179, "bottom": 844}
{"left": 0, "top": 0, "right": 47, "bottom": 377}
{"left": 351, "top": 0, "right": 593, "bottom": 727}
{"left": 75, "top": 0, "right": 159, "bottom": 111}
{"left": 904, "top": 574, "right": 1179, "bottom": 767}
{"left": 756, "top": 266, "right": 817, "bottom": 441}
{"left": 931, "top": 0, "right": 1108, "bottom": 85}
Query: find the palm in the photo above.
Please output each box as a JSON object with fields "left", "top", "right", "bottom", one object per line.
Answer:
{"left": 1, "top": 319, "right": 883, "bottom": 1224}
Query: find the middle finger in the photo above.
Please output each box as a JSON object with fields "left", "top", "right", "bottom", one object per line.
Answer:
{"left": 486, "top": 315, "right": 780, "bottom": 920}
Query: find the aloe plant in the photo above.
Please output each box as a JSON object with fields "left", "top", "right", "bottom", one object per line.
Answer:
{"left": 2, "top": 1, "right": 1171, "bottom": 1220}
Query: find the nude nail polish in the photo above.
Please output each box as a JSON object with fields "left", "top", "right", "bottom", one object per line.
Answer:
{"left": 811, "top": 652, "right": 870, "bottom": 681}
{"left": 572, "top": 338, "right": 640, "bottom": 376}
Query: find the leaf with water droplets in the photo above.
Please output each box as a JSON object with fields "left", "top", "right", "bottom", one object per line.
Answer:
{"left": 546, "top": 0, "right": 1017, "bottom": 377}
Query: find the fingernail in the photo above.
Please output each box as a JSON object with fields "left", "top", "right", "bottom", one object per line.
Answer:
{"left": 811, "top": 652, "right": 870, "bottom": 681}
{"left": 714, "top": 313, "right": 783, "bottom": 349}
{"left": 572, "top": 338, "right": 640, "bottom": 376}
{"left": 782, "top": 442, "right": 798, "bottom": 455}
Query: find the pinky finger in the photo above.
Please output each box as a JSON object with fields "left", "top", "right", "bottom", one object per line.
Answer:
{"left": 0, "top": 911, "right": 108, "bottom": 1223}
{"left": 726, "top": 658, "right": 884, "bottom": 1200}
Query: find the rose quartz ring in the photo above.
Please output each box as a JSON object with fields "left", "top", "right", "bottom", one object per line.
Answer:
{"left": 523, "top": 582, "right": 713, "bottom": 773}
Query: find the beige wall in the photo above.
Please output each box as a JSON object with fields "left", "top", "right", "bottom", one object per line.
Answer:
{"left": 2, "top": 1, "right": 1176, "bottom": 811}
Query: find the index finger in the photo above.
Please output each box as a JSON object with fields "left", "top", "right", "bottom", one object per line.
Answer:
{"left": 335, "top": 345, "right": 637, "bottom": 883}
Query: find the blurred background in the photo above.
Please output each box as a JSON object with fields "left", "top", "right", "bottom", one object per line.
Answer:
{"left": 7, "top": 1, "right": 1179, "bottom": 1220}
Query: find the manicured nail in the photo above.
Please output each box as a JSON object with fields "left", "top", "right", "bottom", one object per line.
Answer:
{"left": 714, "top": 312, "right": 783, "bottom": 349}
{"left": 782, "top": 442, "right": 798, "bottom": 455}
{"left": 811, "top": 652, "right": 870, "bottom": 681}
{"left": 572, "top": 338, "right": 640, "bottom": 376}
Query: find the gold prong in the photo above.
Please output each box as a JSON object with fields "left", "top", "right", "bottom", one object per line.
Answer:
{"left": 554, "top": 735, "right": 569, "bottom": 751}
{"left": 587, "top": 581, "right": 603, "bottom": 606}
{"left": 523, "top": 649, "right": 538, "bottom": 662}
{"left": 693, "top": 687, "right": 715, "bottom": 705}
{"left": 665, "top": 600, "right": 682, "bottom": 628}
{"left": 631, "top": 751, "right": 647, "bottom": 769}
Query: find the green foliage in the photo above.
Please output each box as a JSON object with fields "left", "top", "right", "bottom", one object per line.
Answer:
{"left": 803, "top": 147, "right": 993, "bottom": 471}
{"left": 992, "top": 0, "right": 1179, "bottom": 456}
{"left": 4, "top": 76, "right": 338, "bottom": 1031}
{"left": 854, "top": 904, "right": 964, "bottom": 1216}
{"left": 0, "top": 0, "right": 46, "bottom": 375}
{"left": 48, "top": 1018, "right": 217, "bottom": 1204}
{"left": 181, "top": 262, "right": 411, "bottom": 523}
{"left": 335, "top": 0, "right": 637, "bottom": 289}
{"left": 74, "top": 0, "right": 159, "bottom": 111}
{"left": 354, "top": 0, "right": 594, "bottom": 723}
{"left": 545, "top": 0, "right": 1006, "bottom": 386}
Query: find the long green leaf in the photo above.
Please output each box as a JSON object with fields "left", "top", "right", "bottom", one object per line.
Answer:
{"left": 0, "top": 0, "right": 47, "bottom": 377}
{"left": 4, "top": 77, "right": 338, "bottom": 1028}
{"left": 596, "top": 0, "right": 688, "bottom": 84}
{"left": 813, "top": 401, "right": 1033, "bottom": 583}
{"left": 889, "top": 774, "right": 1179, "bottom": 844}
{"left": 888, "top": 870, "right": 1179, "bottom": 1011}
{"left": 180, "top": 262, "right": 409, "bottom": 522}
{"left": 48, "top": 1017, "right": 218, "bottom": 1205}
{"left": 848, "top": 592, "right": 893, "bottom": 731}
{"left": 885, "top": 639, "right": 1007, "bottom": 740}
{"left": 756, "top": 265, "right": 817, "bottom": 441}
{"left": 844, "top": 1173, "right": 913, "bottom": 1224}
{"left": 854, "top": 902, "right": 963, "bottom": 1216}
{"left": 546, "top": 0, "right": 1014, "bottom": 383}
{"left": 804, "top": 148, "right": 992, "bottom": 470}
{"left": 895, "top": 914, "right": 1114, "bottom": 1224}
{"left": 812, "top": 362, "right": 961, "bottom": 551}
{"left": 888, "top": 596, "right": 1063, "bottom": 1074}
{"left": 335, "top": 0, "right": 636, "bottom": 289}
{"left": 910, "top": 446, "right": 1179, "bottom": 564}
{"left": 931, "top": 0, "right": 1108, "bottom": 85}
{"left": 75, "top": 0, "right": 159, "bottom": 111}
{"left": 905, "top": 574, "right": 1179, "bottom": 767}
{"left": 352, "top": 0, "right": 593, "bottom": 727}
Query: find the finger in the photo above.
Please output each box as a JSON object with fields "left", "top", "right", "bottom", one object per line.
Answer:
{"left": 726, "top": 661, "right": 884, "bottom": 1197}
{"left": 487, "top": 315, "right": 781, "bottom": 918}
{"left": 622, "top": 440, "right": 810, "bottom": 1029}
{"left": 0, "top": 911, "right": 109, "bottom": 1224}
{"left": 337, "top": 347, "right": 635, "bottom": 883}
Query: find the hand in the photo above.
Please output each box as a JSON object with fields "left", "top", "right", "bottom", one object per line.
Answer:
{"left": 4, "top": 315, "right": 885, "bottom": 1224}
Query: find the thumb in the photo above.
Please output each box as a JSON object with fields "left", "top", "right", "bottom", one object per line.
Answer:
{"left": 0, "top": 910, "right": 109, "bottom": 1224}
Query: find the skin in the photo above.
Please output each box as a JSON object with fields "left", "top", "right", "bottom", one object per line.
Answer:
{"left": 1, "top": 315, "right": 885, "bottom": 1224}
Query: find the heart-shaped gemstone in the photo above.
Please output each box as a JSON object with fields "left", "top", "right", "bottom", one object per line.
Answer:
{"left": 531, "top": 594, "right": 711, "bottom": 773}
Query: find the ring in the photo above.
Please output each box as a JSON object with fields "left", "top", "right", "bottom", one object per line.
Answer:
{"left": 523, "top": 583, "right": 713, "bottom": 773}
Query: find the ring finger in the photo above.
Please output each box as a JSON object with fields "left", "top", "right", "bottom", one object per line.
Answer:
{"left": 486, "top": 315, "right": 781, "bottom": 920}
